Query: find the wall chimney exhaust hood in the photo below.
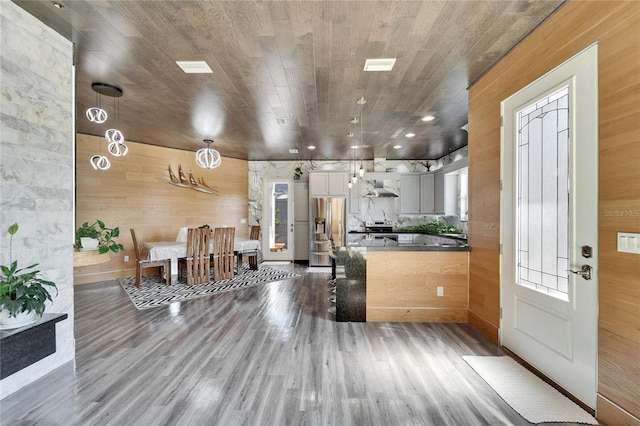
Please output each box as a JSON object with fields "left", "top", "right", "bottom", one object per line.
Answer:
{"left": 364, "top": 179, "right": 399, "bottom": 198}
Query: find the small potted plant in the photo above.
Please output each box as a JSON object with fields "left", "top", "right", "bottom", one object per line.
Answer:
{"left": 294, "top": 166, "right": 303, "bottom": 180}
{"left": 0, "top": 223, "right": 58, "bottom": 329}
{"left": 75, "top": 220, "right": 124, "bottom": 254}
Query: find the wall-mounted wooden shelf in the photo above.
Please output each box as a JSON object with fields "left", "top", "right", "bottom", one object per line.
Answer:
{"left": 73, "top": 250, "right": 110, "bottom": 267}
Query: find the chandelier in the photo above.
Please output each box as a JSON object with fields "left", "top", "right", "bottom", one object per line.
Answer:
{"left": 196, "top": 139, "right": 222, "bottom": 169}
{"left": 86, "top": 83, "right": 127, "bottom": 170}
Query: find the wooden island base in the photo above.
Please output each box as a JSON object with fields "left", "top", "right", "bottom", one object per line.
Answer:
{"left": 366, "top": 251, "right": 469, "bottom": 322}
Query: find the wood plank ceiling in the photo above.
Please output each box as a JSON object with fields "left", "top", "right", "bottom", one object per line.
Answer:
{"left": 15, "top": 0, "right": 564, "bottom": 161}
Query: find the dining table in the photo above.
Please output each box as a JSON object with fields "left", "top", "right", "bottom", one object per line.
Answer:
{"left": 144, "top": 238, "right": 260, "bottom": 276}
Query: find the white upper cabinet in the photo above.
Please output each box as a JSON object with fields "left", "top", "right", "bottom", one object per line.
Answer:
{"left": 434, "top": 171, "right": 445, "bottom": 214}
{"left": 309, "top": 172, "right": 348, "bottom": 197}
{"left": 399, "top": 173, "right": 435, "bottom": 214}
{"left": 419, "top": 173, "right": 435, "bottom": 213}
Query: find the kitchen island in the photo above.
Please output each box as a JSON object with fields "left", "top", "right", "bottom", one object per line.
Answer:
{"left": 336, "top": 234, "right": 470, "bottom": 323}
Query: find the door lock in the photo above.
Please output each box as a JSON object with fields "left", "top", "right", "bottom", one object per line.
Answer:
{"left": 567, "top": 264, "right": 592, "bottom": 280}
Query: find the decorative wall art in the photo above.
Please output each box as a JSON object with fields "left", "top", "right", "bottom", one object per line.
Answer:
{"left": 166, "top": 165, "right": 218, "bottom": 194}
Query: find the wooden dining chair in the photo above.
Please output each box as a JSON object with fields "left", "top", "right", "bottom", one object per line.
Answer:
{"left": 130, "top": 229, "right": 171, "bottom": 287}
{"left": 185, "top": 227, "right": 211, "bottom": 285}
{"left": 212, "top": 227, "right": 235, "bottom": 280}
{"left": 243, "top": 225, "right": 261, "bottom": 270}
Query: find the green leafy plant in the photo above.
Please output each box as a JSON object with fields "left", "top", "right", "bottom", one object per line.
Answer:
{"left": 396, "top": 219, "right": 459, "bottom": 234}
{"left": 293, "top": 166, "right": 303, "bottom": 180}
{"left": 1, "top": 223, "right": 57, "bottom": 317}
{"left": 75, "top": 220, "right": 124, "bottom": 254}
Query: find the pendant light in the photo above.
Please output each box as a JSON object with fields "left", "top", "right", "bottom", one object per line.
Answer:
{"left": 349, "top": 117, "right": 358, "bottom": 184}
{"left": 106, "top": 93, "right": 128, "bottom": 156}
{"left": 357, "top": 97, "right": 366, "bottom": 177}
{"left": 85, "top": 90, "right": 107, "bottom": 124}
{"left": 86, "top": 83, "right": 125, "bottom": 170}
{"left": 90, "top": 118, "right": 110, "bottom": 170}
{"left": 347, "top": 132, "right": 354, "bottom": 189}
{"left": 196, "top": 139, "right": 222, "bottom": 169}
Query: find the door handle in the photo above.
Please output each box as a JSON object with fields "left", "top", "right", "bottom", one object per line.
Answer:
{"left": 566, "top": 264, "right": 592, "bottom": 280}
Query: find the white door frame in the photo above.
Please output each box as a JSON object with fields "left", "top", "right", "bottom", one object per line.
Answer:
{"left": 500, "top": 43, "right": 599, "bottom": 408}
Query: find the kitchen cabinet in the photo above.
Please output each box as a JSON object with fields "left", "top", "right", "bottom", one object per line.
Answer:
{"left": 309, "top": 172, "right": 347, "bottom": 197}
{"left": 348, "top": 180, "right": 361, "bottom": 214}
{"left": 399, "top": 173, "right": 435, "bottom": 214}
{"left": 294, "top": 182, "right": 309, "bottom": 221}
{"left": 294, "top": 222, "right": 309, "bottom": 261}
{"left": 434, "top": 171, "right": 445, "bottom": 214}
{"left": 293, "top": 182, "right": 309, "bottom": 260}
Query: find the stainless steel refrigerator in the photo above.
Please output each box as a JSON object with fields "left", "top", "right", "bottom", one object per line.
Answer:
{"left": 309, "top": 197, "right": 346, "bottom": 266}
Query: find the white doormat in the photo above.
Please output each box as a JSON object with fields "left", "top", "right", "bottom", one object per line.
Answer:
{"left": 463, "top": 356, "right": 598, "bottom": 425}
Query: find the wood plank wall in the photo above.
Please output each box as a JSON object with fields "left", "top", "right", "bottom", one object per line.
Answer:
{"left": 75, "top": 134, "right": 248, "bottom": 284}
{"left": 468, "top": 1, "right": 640, "bottom": 423}
{"left": 366, "top": 251, "right": 469, "bottom": 323}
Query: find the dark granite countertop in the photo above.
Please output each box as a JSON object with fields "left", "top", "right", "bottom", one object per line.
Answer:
{"left": 367, "top": 244, "right": 470, "bottom": 252}
{"left": 347, "top": 230, "right": 468, "bottom": 241}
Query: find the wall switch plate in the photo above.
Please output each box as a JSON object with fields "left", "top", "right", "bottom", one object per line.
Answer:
{"left": 124, "top": 255, "right": 129, "bottom": 262}
{"left": 617, "top": 232, "right": 640, "bottom": 254}
{"left": 241, "top": 218, "right": 247, "bottom": 224}
{"left": 437, "top": 286, "right": 444, "bottom": 297}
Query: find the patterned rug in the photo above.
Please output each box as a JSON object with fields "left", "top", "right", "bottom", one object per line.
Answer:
{"left": 119, "top": 265, "right": 300, "bottom": 310}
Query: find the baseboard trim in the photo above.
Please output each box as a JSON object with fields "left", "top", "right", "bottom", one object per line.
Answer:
{"left": 597, "top": 394, "right": 640, "bottom": 426}
{"left": 366, "top": 307, "right": 468, "bottom": 323}
{"left": 468, "top": 310, "right": 499, "bottom": 344}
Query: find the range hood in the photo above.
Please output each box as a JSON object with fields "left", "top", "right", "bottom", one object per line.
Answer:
{"left": 364, "top": 179, "right": 399, "bottom": 198}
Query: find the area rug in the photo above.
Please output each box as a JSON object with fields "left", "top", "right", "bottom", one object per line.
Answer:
{"left": 119, "top": 265, "right": 299, "bottom": 310}
{"left": 463, "top": 356, "right": 598, "bottom": 424}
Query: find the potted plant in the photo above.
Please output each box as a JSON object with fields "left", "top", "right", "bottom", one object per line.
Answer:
{"left": 294, "top": 166, "right": 303, "bottom": 180}
{"left": 75, "top": 220, "right": 125, "bottom": 254}
{"left": 0, "top": 223, "right": 58, "bottom": 329}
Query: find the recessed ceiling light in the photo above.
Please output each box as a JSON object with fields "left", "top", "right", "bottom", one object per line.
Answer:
{"left": 351, "top": 145, "right": 360, "bottom": 149}
{"left": 393, "top": 145, "right": 402, "bottom": 149}
{"left": 289, "top": 148, "right": 299, "bottom": 154}
{"left": 51, "top": 1, "right": 63, "bottom": 8}
{"left": 421, "top": 115, "right": 435, "bottom": 122}
{"left": 307, "top": 145, "right": 316, "bottom": 150}
{"left": 405, "top": 132, "right": 416, "bottom": 138}
{"left": 175, "top": 61, "right": 213, "bottom": 74}
{"left": 363, "top": 58, "right": 397, "bottom": 72}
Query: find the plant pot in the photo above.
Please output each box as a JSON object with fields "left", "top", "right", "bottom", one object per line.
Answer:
{"left": 0, "top": 309, "right": 37, "bottom": 330}
{"left": 80, "top": 237, "right": 99, "bottom": 251}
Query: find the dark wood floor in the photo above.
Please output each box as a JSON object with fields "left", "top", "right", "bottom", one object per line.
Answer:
{"left": 1, "top": 263, "right": 588, "bottom": 425}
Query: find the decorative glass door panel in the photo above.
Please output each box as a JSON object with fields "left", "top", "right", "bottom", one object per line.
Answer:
{"left": 517, "top": 87, "right": 570, "bottom": 300}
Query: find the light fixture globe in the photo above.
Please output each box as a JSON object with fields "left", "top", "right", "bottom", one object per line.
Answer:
{"left": 90, "top": 154, "right": 111, "bottom": 170}
{"left": 196, "top": 139, "right": 222, "bottom": 169}
{"left": 86, "top": 107, "right": 107, "bottom": 123}
{"left": 105, "top": 128, "right": 124, "bottom": 144}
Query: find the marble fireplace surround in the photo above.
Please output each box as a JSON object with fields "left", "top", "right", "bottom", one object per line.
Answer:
{"left": 248, "top": 147, "right": 468, "bottom": 233}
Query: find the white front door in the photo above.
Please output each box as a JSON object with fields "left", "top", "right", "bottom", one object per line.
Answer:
{"left": 500, "top": 44, "right": 598, "bottom": 408}
{"left": 262, "top": 179, "right": 294, "bottom": 261}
